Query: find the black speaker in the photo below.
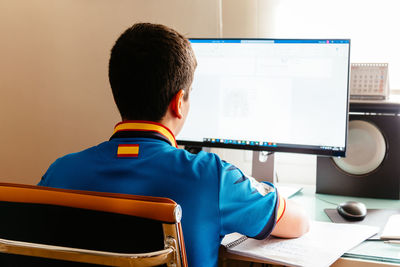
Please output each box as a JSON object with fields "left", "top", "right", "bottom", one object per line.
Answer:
{"left": 316, "top": 101, "right": 400, "bottom": 199}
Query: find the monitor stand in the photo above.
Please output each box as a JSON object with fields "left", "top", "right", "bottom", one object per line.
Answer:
{"left": 183, "top": 146, "right": 211, "bottom": 154}
{"left": 252, "top": 151, "right": 275, "bottom": 184}
{"left": 185, "top": 147, "right": 275, "bottom": 183}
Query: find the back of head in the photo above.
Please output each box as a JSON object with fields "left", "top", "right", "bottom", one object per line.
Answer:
{"left": 108, "top": 23, "right": 196, "bottom": 122}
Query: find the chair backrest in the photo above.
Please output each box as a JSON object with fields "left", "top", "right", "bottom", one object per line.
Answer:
{"left": 0, "top": 183, "right": 187, "bottom": 267}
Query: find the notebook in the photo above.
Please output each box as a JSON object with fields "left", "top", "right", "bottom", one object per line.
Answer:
{"left": 221, "top": 221, "right": 378, "bottom": 267}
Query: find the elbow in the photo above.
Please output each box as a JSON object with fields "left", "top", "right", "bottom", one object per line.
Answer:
{"left": 291, "top": 216, "right": 310, "bottom": 238}
{"left": 277, "top": 215, "right": 309, "bottom": 239}
{"left": 288, "top": 207, "right": 310, "bottom": 238}
{"left": 271, "top": 199, "right": 310, "bottom": 238}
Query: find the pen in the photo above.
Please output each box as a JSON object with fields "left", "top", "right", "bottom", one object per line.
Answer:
{"left": 384, "top": 240, "right": 400, "bottom": 245}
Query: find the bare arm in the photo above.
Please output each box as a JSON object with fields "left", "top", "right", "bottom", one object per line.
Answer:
{"left": 271, "top": 199, "right": 310, "bottom": 238}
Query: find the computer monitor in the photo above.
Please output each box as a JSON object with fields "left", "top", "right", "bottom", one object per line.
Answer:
{"left": 178, "top": 39, "right": 350, "bottom": 157}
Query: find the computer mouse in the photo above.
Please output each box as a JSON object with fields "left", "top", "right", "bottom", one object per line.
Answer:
{"left": 337, "top": 201, "right": 367, "bottom": 221}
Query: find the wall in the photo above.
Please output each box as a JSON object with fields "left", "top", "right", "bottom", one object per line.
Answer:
{"left": 0, "top": 0, "right": 221, "bottom": 184}
{"left": 0, "top": 0, "right": 314, "bottom": 185}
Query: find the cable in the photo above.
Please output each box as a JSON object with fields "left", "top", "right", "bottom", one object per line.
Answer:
{"left": 315, "top": 196, "right": 339, "bottom": 206}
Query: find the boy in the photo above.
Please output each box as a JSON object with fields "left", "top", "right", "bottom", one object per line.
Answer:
{"left": 39, "top": 23, "right": 309, "bottom": 266}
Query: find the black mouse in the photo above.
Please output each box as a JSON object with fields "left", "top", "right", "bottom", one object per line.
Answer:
{"left": 337, "top": 201, "right": 367, "bottom": 221}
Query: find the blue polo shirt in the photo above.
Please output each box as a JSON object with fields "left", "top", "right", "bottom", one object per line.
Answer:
{"left": 38, "top": 121, "right": 285, "bottom": 267}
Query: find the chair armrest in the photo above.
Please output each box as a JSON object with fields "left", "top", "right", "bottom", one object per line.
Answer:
{"left": 0, "top": 237, "right": 175, "bottom": 267}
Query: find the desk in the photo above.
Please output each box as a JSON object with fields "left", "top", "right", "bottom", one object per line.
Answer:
{"left": 220, "top": 185, "right": 400, "bottom": 267}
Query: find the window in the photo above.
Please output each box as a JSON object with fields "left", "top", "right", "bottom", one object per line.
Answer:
{"left": 269, "top": 0, "right": 400, "bottom": 90}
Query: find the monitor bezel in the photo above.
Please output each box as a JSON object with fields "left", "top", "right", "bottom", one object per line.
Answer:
{"left": 177, "top": 38, "right": 351, "bottom": 157}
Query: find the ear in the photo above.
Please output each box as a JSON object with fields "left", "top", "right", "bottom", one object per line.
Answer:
{"left": 170, "top": 90, "right": 185, "bottom": 119}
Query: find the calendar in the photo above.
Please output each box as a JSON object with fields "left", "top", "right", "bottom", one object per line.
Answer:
{"left": 350, "top": 63, "right": 389, "bottom": 100}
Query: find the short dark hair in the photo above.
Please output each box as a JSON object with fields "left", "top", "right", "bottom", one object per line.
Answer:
{"left": 108, "top": 23, "right": 196, "bottom": 121}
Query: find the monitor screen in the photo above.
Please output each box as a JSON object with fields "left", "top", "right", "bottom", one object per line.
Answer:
{"left": 178, "top": 39, "right": 350, "bottom": 157}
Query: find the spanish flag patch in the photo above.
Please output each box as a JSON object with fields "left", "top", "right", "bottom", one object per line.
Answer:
{"left": 117, "top": 144, "right": 139, "bottom": 158}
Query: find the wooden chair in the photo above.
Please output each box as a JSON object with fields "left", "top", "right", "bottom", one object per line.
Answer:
{"left": 0, "top": 183, "right": 187, "bottom": 267}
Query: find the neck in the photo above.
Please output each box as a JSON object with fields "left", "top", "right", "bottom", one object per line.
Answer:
{"left": 159, "top": 109, "right": 183, "bottom": 137}
{"left": 159, "top": 118, "right": 179, "bottom": 137}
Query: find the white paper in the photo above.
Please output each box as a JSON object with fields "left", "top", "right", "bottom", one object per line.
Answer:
{"left": 381, "top": 214, "right": 400, "bottom": 240}
{"left": 222, "top": 221, "right": 378, "bottom": 267}
{"left": 275, "top": 184, "right": 303, "bottom": 198}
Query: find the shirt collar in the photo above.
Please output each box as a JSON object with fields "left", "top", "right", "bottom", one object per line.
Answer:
{"left": 112, "top": 120, "right": 178, "bottom": 148}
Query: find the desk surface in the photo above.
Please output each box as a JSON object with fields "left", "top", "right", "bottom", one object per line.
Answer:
{"left": 290, "top": 185, "right": 400, "bottom": 265}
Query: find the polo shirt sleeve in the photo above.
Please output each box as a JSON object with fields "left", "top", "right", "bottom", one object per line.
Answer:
{"left": 218, "top": 160, "right": 286, "bottom": 239}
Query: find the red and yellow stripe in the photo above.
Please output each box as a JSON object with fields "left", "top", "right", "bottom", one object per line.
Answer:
{"left": 113, "top": 121, "right": 178, "bottom": 148}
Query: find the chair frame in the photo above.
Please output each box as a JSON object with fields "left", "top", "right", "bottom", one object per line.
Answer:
{"left": 0, "top": 183, "right": 187, "bottom": 267}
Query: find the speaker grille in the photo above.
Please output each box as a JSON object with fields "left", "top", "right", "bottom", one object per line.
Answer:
{"left": 333, "top": 120, "right": 386, "bottom": 175}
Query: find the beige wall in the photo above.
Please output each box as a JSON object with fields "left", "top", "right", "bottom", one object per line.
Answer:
{"left": 0, "top": 0, "right": 279, "bottom": 185}
{"left": 0, "top": 0, "right": 223, "bottom": 184}
{"left": 222, "top": 0, "right": 277, "bottom": 38}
